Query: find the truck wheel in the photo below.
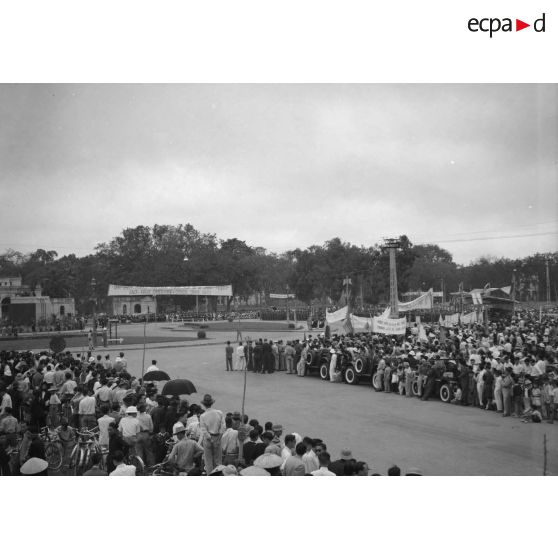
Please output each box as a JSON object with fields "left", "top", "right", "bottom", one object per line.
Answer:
{"left": 319, "top": 363, "right": 329, "bottom": 380}
{"left": 344, "top": 366, "right": 359, "bottom": 385}
{"left": 439, "top": 384, "right": 452, "bottom": 403}
{"left": 372, "top": 372, "right": 383, "bottom": 391}
{"left": 306, "top": 351, "right": 314, "bottom": 366}
{"left": 354, "top": 357, "right": 365, "bottom": 373}
{"left": 412, "top": 380, "right": 420, "bottom": 397}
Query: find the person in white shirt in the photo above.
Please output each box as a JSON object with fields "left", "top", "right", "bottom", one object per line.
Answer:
{"left": 221, "top": 417, "right": 239, "bottom": 465}
{"left": 235, "top": 343, "right": 246, "bottom": 371}
{"left": 198, "top": 394, "right": 226, "bottom": 473}
{"left": 0, "top": 388, "right": 13, "bottom": 416}
{"left": 302, "top": 438, "right": 320, "bottom": 474}
{"left": 97, "top": 405, "right": 115, "bottom": 448}
{"left": 43, "top": 365, "right": 55, "bottom": 386}
{"left": 146, "top": 360, "right": 159, "bottom": 373}
{"left": 78, "top": 389, "right": 97, "bottom": 429}
{"left": 109, "top": 450, "right": 136, "bottom": 476}
{"left": 118, "top": 406, "right": 141, "bottom": 450}
{"left": 310, "top": 451, "right": 336, "bottom": 476}
{"left": 280, "top": 434, "right": 296, "bottom": 471}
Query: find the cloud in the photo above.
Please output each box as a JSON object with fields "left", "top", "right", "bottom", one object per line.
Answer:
{"left": 0, "top": 84, "right": 556, "bottom": 264}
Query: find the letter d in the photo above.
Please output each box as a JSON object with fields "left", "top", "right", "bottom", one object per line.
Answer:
{"left": 534, "top": 13, "right": 545, "bottom": 32}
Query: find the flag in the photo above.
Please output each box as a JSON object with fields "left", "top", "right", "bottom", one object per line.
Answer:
{"left": 458, "top": 282, "right": 464, "bottom": 292}
{"left": 438, "top": 314, "right": 443, "bottom": 325}
{"left": 439, "top": 326, "right": 446, "bottom": 344}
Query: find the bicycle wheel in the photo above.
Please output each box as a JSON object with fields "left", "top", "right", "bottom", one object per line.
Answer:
{"left": 129, "top": 455, "right": 144, "bottom": 476}
{"left": 73, "top": 448, "right": 86, "bottom": 476}
{"left": 45, "top": 441, "right": 64, "bottom": 472}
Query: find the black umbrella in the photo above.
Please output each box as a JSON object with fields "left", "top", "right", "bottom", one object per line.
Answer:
{"left": 161, "top": 379, "right": 197, "bottom": 396}
{"left": 144, "top": 370, "right": 171, "bottom": 382}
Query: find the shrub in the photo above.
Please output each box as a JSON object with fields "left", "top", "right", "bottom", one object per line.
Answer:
{"left": 197, "top": 330, "right": 206, "bottom": 339}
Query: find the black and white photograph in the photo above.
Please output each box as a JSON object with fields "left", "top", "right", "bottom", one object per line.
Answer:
{"left": 1, "top": 84, "right": 557, "bottom": 478}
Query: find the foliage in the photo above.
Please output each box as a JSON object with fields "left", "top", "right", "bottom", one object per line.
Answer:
{"left": 1, "top": 224, "right": 556, "bottom": 313}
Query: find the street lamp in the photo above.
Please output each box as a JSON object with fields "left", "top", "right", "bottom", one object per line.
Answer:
{"left": 91, "top": 277, "right": 97, "bottom": 347}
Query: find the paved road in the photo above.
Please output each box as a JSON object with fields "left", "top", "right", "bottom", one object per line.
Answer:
{"left": 124, "top": 329, "right": 557, "bottom": 476}
{"left": 4, "top": 322, "right": 557, "bottom": 475}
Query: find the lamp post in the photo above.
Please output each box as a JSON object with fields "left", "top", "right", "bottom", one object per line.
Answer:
{"left": 91, "top": 277, "right": 97, "bottom": 347}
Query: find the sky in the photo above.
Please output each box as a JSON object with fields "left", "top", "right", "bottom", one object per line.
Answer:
{"left": 0, "top": 84, "right": 556, "bottom": 265}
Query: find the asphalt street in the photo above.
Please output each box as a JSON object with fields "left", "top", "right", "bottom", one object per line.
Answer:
{"left": 124, "top": 325, "right": 557, "bottom": 476}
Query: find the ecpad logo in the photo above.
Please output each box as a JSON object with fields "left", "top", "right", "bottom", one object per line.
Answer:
{"left": 468, "top": 13, "right": 546, "bottom": 37}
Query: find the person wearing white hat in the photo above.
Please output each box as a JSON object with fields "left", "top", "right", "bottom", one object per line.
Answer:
{"left": 118, "top": 406, "right": 141, "bottom": 451}
{"left": 20, "top": 457, "right": 48, "bottom": 476}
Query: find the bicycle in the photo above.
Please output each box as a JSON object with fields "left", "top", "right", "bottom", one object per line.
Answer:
{"left": 39, "top": 427, "right": 64, "bottom": 472}
{"left": 144, "top": 439, "right": 175, "bottom": 476}
{"left": 60, "top": 397, "right": 73, "bottom": 423}
{"left": 123, "top": 445, "right": 145, "bottom": 476}
{"left": 69, "top": 428, "right": 104, "bottom": 476}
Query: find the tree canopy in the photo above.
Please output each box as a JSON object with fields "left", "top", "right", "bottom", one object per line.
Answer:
{"left": 0, "top": 224, "right": 555, "bottom": 312}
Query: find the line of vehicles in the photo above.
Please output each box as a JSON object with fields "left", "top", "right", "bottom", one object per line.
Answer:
{"left": 303, "top": 347, "right": 459, "bottom": 403}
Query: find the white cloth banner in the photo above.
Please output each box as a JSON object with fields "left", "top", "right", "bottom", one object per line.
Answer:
{"left": 326, "top": 306, "right": 348, "bottom": 323}
{"left": 372, "top": 316, "right": 407, "bottom": 335}
{"left": 500, "top": 286, "right": 512, "bottom": 295}
{"left": 108, "top": 284, "right": 233, "bottom": 297}
{"left": 471, "top": 292, "right": 483, "bottom": 305}
{"left": 460, "top": 311, "right": 478, "bottom": 325}
{"left": 443, "top": 313, "right": 460, "bottom": 326}
{"left": 326, "top": 306, "right": 349, "bottom": 334}
{"left": 351, "top": 315, "right": 373, "bottom": 332}
{"left": 397, "top": 289, "right": 433, "bottom": 311}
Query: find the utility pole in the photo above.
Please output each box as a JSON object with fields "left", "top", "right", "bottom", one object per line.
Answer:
{"left": 383, "top": 238, "right": 401, "bottom": 318}
{"left": 546, "top": 258, "right": 551, "bottom": 303}
{"left": 286, "top": 285, "right": 290, "bottom": 325}
{"left": 90, "top": 277, "right": 97, "bottom": 348}
{"left": 342, "top": 275, "right": 353, "bottom": 334}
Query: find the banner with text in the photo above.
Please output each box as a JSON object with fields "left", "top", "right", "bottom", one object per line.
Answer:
{"left": 372, "top": 316, "right": 407, "bottom": 335}
{"left": 108, "top": 284, "right": 233, "bottom": 297}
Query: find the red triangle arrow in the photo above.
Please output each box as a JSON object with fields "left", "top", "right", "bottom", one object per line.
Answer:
{"left": 516, "top": 19, "right": 530, "bottom": 31}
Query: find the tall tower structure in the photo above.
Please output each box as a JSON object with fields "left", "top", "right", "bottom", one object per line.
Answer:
{"left": 383, "top": 238, "right": 401, "bottom": 318}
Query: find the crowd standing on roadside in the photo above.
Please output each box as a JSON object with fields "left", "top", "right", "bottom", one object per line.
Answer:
{"left": 1, "top": 307, "right": 556, "bottom": 476}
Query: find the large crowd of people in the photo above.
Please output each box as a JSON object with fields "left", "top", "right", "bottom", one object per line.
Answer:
{"left": 226, "top": 309, "right": 558, "bottom": 423}
{"left": 1, "top": 307, "right": 556, "bottom": 476}
{"left": 0, "top": 348, "right": 407, "bottom": 476}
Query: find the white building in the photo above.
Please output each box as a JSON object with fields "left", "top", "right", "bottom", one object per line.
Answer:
{"left": 0, "top": 277, "right": 75, "bottom": 325}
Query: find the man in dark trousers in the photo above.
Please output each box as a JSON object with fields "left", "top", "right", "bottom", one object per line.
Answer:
{"left": 421, "top": 358, "right": 436, "bottom": 401}
{"left": 458, "top": 358, "right": 471, "bottom": 406}
{"left": 253, "top": 340, "right": 263, "bottom": 373}
{"left": 262, "top": 339, "right": 274, "bottom": 374}
{"left": 225, "top": 341, "right": 234, "bottom": 371}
